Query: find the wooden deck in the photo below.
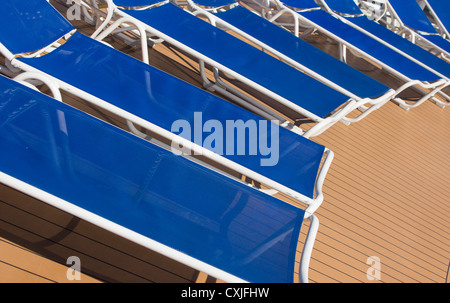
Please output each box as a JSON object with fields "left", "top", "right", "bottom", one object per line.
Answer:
{"left": 0, "top": 0, "right": 449, "bottom": 283}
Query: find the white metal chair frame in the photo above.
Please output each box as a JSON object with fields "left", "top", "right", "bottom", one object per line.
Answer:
{"left": 252, "top": 0, "right": 450, "bottom": 110}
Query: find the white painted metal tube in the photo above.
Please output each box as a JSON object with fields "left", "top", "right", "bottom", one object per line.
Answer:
{"left": 14, "top": 71, "right": 63, "bottom": 102}
{"left": 299, "top": 214, "right": 319, "bottom": 283}
{"left": 305, "top": 148, "right": 333, "bottom": 216}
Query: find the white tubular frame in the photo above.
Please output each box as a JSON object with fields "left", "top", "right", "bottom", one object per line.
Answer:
{"left": 256, "top": 0, "right": 450, "bottom": 109}
{"left": 0, "top": 70, "right": 325, "bottom": 283}
{"left": 299, "top": 214, "right": 319, "bottom": 283}
{"left": 74, "top": 0, "right": 376, "bottom": 138}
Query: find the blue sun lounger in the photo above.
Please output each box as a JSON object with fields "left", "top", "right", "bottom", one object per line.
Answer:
{"left": 316, "top": 0, "right": 450, "bottom": 79}
{"left": 377, "top": 0, "right": 450, "bottom": 60}
{"left": 182, "top": 0, "right": 396, "bottom": 124}
{"left": 0, "top": 0, "right": 334, "bottom": 217}
{"left": 0, "top": 73, "right": 320, "bottom": 283}
{"left": 421, "top": 0, "right": 450, "bottom": 39}
{"left": 261, "top": 0, "right": 450, "bottom": 109}
{"left": 70, "top": 0, "right": 383, "bottom": 136}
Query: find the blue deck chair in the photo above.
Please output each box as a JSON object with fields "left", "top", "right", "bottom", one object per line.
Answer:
{"left": 176, "top": 0, "right": 397, "bottom": 125}
{"left": 421, "top": 0, "right": 450, "bottom": 39}
{"left": 259, "top": 0, "right": 450, "bottom": 109}
{"left": 374, "top": 0, "right": 450, "bottom": 61}
{"left": 316, "top": 0, "right": 450, "bottom": 78}
{"left": 69, "top": 0, "right": 384, "bottom": 135}
{"left": 0, "top": 0, "right": 334, "bottom": 217}
{"left": 356, "top": 0, "right": 450, "bottom": 61}
{"left": 0, "top": 73, "right": 321, "bottom": 283}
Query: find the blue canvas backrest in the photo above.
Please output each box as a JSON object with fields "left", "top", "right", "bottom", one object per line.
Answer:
{"left": 282, "top": 0, "right": 321, "bottom": 10}
{"left": 322, "top": 0, "right": 363, "bottom": 15}
{"left": 0, "top": 74, "right": 306, "bottom": 282}
{"left": 389, "top": 0, "right": 437, "bottom": 33}
{"left": 0, "top": 0, "right": 75, "bottom": 54}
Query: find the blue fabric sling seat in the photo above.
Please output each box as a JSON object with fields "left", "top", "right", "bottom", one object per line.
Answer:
{"left": 317, "top": 0, "right": 450, "bottom": 79}
{"left": 0, "top": 0, "right": 331, "bottom": 208}
{"left": 0, "top": 74, "right": 308, "bottom": 283}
